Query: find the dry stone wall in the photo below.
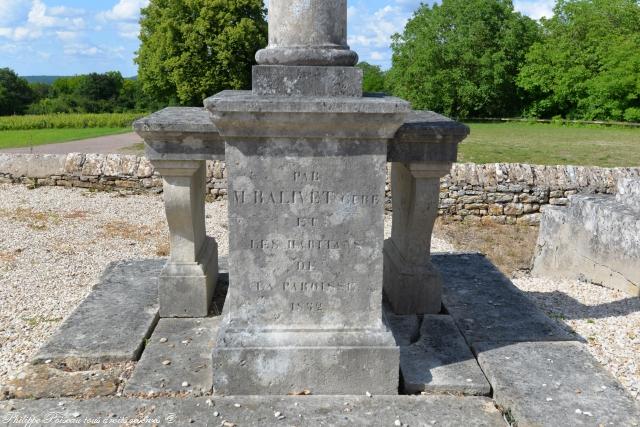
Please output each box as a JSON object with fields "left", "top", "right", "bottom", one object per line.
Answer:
{"left": 1, "top": 153, "right": 638, "bottom": 225}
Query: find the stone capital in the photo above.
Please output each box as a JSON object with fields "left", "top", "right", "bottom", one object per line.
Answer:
{"left": 406, "top": 162, "right": 453, "bottom": 179}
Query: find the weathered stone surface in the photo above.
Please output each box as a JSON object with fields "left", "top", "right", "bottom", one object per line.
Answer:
{"left": 1, "top": 365, "right": 120, "bottom": 399}
{"left": 255, "top": 0, "right": 357, "bottom": 67}
{"left": 34, "top": 260, "right": 163, "bottom": 365}
{"left": 476, "top": 341, "right": 640, "bottom": 427}
{"left": 384, "top": 162, "right": 452, "bottom": 314}
{"left": 125, "top": 318, "right": 220, "bottom": 396}
{"left": 0, "top": 154, "right": 65, "bottom": 178}
{"left": 617, "top": 178, "right": 640, "bottom": 213}
{"left": 154, "top": 159, "right": 219, "bottom": 318}
{"left": 433, "top": 253, "right": 574, "bottom": 346}
{"left": 388, "top": 111, "right": 468, "bottom": 163}
{"left": 208, "top": 90, "right": 407, "bottom": 395}
{"left": 532, "top": 194, "right": 640, "bottom": 296}
{"left": 252, "top": 65, "right": 362, "bottom": 97}
{"left": 399, "top": 315, "right": 491, "bottom": 396}
{"left": 0, "top": 396, "right": 505, "bottom": 426}
{"left": 134, "top": 107, "right": 224, "bottom": 161}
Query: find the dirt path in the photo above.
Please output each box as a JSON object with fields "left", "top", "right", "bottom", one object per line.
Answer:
{"left": 0, "top": 132, "right": 143, "bottom": 155}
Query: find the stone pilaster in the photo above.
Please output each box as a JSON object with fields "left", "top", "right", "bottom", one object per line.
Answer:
{"left": 152, "top": 160, "right": 218, "bottom": 318}
{"left": 384, "top": 162, "right": 452, "bottom": 315}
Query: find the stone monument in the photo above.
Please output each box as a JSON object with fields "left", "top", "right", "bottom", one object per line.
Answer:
{"left": 135, "top": 0, "right": 467, "bottom": 395}
{"left": 206, "top": 0, "right": 408, "bottom": 395}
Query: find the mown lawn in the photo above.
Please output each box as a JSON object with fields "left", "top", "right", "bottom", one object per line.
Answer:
{"left": 0, "top": 128, "right": 130, "bottom": 150}
{"left": 460, "top": 122, "right": 640, "bottom": 167}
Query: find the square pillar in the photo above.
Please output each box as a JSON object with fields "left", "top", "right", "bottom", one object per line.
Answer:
{"left": 384, "top": 162, "right": 452, "bottom": 314}
{"left": 152, "top": 160, "right": 218, "bottom": 318}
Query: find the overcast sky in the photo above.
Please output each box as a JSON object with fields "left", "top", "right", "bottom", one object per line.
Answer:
{"left": 0, "top": 0, "right": 555, "bottom": 76}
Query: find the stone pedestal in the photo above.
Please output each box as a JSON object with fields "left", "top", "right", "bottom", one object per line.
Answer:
{"left": 384, "top": 162, "right": 452, "bottom": 315}
{"left": 206, "top": 91, "right": 409, "bottom": 394}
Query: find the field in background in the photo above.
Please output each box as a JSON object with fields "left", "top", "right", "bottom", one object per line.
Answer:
{"left": 461, "top": 122, "right": 640, "bottom": 167}
{"left": 0, "top": 113, "right": 144, "bottom": 131}
{"left": 0, "top": 128, "right": 130, "bottom": 150}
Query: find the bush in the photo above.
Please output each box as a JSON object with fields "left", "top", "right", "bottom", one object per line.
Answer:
{"left": 0, "top": 113, "right": 145, "bottom": 130}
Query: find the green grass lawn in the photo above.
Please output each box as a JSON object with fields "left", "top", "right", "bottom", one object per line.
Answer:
{"left": 0, "top": 128, "right": 130, "bottom": 150}
{"left": 460, "top": 122, "right": 640, "bottom": 167}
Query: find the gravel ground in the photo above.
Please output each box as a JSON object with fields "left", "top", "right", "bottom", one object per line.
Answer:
{"left": 512, "top": 272, "right": 640, "bottom": 400}
{"left": 0, "top": 184, "right": 227, "bottom": 384}
{"left": 0, "top": 184, "right": 637, "bottom": 402}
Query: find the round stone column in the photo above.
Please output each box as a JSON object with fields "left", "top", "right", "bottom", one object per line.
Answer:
{"left": 255, "top": 0, "right": 358, "bottom": 66}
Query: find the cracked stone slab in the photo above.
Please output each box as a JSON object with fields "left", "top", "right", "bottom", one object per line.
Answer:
{"left": 124, "top": 317, "right": 220, "bottom": 396}
{"left": 476, "top": 340, "right": 640, "bottom": 427}
{"left": 400, "top": 315, "right": 491, "bottom": 396}
{"left": 33, "top": 260, "right": 164, "bottom": 366}
{"left": 433, "top": 253, "right": 575, "bottom": 346}
{"left": 0, "top": 396, "right": 505, "bottom": 426}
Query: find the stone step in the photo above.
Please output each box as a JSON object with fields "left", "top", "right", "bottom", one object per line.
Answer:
{"left": 476, "top": 341, "right": 640, "bottom": 426}
{"left": 33, "top": 259, "right": 164, "bottom": 366}
{"left": 0, "top": 395, "right": 505, "bottom": 426}
{"left": 433, "top": 253, "right": 575, "bottom": 346}
{"left": 124, "top": 318, "right": 220, "bottom": 396}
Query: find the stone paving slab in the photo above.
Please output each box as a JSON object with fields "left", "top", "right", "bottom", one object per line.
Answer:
{"left": 400, "top": 315, "right": 491, "bottom": 396}
{"left": 433, "top": 253, "right": 575, "bottom": 346}
{"left": 34, "top": 260, "right": 164, "bottom": 366}
{"left": 475, "top": 340, "right": 640, "bottom": 427}
{"left": 0, "top": 396, "right": 505, "bottom": 426}
{"left": 125, "top": 317, "right": 220, "bottom": 396}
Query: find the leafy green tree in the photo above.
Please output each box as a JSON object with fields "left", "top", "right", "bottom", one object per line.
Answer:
{"left": 517, "top": 0, "right": 640, "bottom": 121}
{"left": 386, "top": 0, "right": 539, "bottom": 118}
{"left": 136, "top": 0, "right": 267, "bottom": 106}
{"left": 357, "top": 62, "right": 386, "bottom": 93}
{"left": 0, "top": 68, "right": 34, "bottom": 115}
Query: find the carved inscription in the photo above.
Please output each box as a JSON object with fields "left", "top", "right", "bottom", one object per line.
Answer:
{"left": 239, "top": 169, "right": 378, "bottom": 315}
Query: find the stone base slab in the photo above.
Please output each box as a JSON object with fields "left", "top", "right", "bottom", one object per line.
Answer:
{"left": 212, "top": 329, "right": 399, "bottom": 395}
{"left": 125, "top": 318, "right": 220, "bottom": 396}
{"left": 400, "top": 315, "right": 490, "bottom": 395}
{"left": 476, "top": 341, "right": 640, "bottom": 426}
{"left": 384, "top": 239, "right": 443, "bottom": 314}
{"left": 33, "top": 260, "right": 163, "bottom": 365}
{"left": 0, "top": 396, "right": 505, "bottom": 426}
{"left": 159, "top": 237, "right": 218, "bottom": 318}
{"left": 252, "top": 65, "right": 363, "bottom": 97}
{"left": 434, "top": 253, "right": 574, "bottom": 345}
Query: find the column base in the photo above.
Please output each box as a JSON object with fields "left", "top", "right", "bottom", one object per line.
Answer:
{"left": 159, "top": 237, "right": 218, "bottom": 318}
{"left": 252, "top": 65, "right": 362, "bottom": 97}
{"left": 383, "top": 239, "right": 443, "bottom": 315}
{"left": 212, "top": 328, "right": 399, "bottom": 395}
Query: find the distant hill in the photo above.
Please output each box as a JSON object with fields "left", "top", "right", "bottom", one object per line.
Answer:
{"left": 23, "top": 76, "right": 66, "bottom": 84}
{"left": 22, "top": 75, "right": 138, "bottom": 84}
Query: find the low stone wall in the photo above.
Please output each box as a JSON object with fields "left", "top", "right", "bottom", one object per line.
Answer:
{"left": 1, "top": 153, "right": 638, "bottom": 225}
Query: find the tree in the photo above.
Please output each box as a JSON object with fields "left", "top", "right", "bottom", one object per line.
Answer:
{"left": 386, "top": 0, "right": 539, "bottom": 118}
{"left": 0, "top": 68, "right": 34, "bottom": 116}
{"left": 517, "top": 0, "right": 640, "bottom": 121}
{"left": 136, "top": 0, "right": 267, "bottom": 106}
{"left": 357, "top": 62, "right": 386, "bottom": 93}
